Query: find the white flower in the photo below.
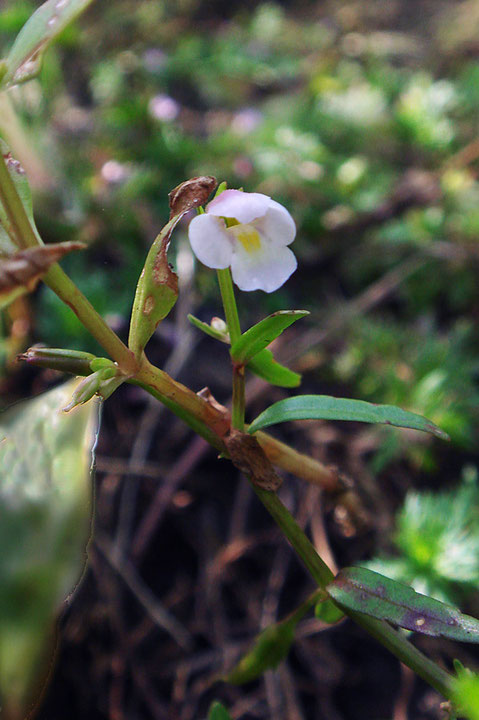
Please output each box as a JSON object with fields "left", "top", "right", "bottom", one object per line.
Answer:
{"left": 188, "top": 189, "right": 297, "bottom": 293}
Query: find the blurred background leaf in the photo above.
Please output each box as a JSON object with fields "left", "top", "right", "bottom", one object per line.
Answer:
{"left": 0, "top": 379, "right": 99, "bottom": 718}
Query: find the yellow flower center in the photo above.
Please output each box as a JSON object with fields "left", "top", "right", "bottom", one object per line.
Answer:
{"left": 227, "top": 223, "right": 262, "bottom": 253}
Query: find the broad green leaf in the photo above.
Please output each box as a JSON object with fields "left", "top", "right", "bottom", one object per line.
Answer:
{"left": 3, "top": 0, "right": 95, "bottom": 87}
{"left": 207, "top": 701, "right": 233, "bottom": 720}
{"left": 248, "top": 394, "right": 449, "bottom": 440}
{"left": 128, "top": 177, "right": 216, "bottom": 359}
{"left": 0, "top": 140, "right": 42, "bottom": 254}
{"left": 327, "top": 567, "right": 479, "bottom": 642}
{"left": 248, "top": 348, "right": 302, "bottom": 388}
{"left": 0, "top": 380, "right": 99, "bottom": 715}
{"left": 0, "top": 242, "right": 84, "bottom": 309}
{"left": 452, "top": 669, "right": 479, "bottom": 720}
{"left": 230, "top": 310, "right": 309, "bottom": 364}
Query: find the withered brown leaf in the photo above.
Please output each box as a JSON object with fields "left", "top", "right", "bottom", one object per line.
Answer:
{"left": 0, "top": 242, "right": 84, "bottom": 307}
{"left": 225, "top": 429, "right": 282, "bottom": 491}
{"left": 168, "top": 176, "right": 217, "bottom": 219}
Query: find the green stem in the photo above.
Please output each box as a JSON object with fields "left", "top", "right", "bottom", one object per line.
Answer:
{"left": 216, "top": 268, "right": 245, "bottom": 429}
{"left": 253, "top": 485, "right": 334, "bottom": 588}
{"left": 0, "top": 147, "right": 38, "bottom": 250}
{"left": 132, "top": 357, "right": 229, "bottom": 449}
{"left": 44, "top": 265, "right": 138, "bottom": 374}
{"left": 216, "top": 268, "right": 241, "bottom": 344}
{"left": 0, "top": 150, "right": 138, "bottom": 374}
{"left": 251, "top": 484, "right": 453, "bottom": 699}
{"left": 351, "top": 611, "right": 453, "bottom": 699}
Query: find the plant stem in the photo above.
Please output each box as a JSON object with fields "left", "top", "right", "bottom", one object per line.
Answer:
{"left": 0, "top": 149, "right": 138, "bottom": 374}
{"left": 0, "top": 147, "right": 37, "bottom": 250}
{"left": 216, "top": 268, "right": 241, "bottom": 344}
{"left": 216, "top": 268, "right": 245, "bottom": 429}
{"left": 351, "top": 611, "right": 454, "bottom": 699}
{"left": 44, "top": 265, "right": 138, "bottom": 374}
{"left": 253, "top": 485, "right": 335, "bottom": 587}
{"left": 231, "top": 362, "right": 245, "bottom": 430}
{"left": 251, "top": 484, "right": 453, "bottom": 699}
{"left": 132, "top": 356, "right": 230, "bottom": 448}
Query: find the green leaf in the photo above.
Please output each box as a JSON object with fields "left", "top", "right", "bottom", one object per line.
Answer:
{"left": 225, "top": 620, "right": 296, "bottom": 685}
{"left": 128, "top": 177, "right": 216, "bottom": 359}
{"left": 3, "top": 0, "right": 95, "bottom": 87}
{"left": 225, "top": 589, "right": 321, "bottom": 685}
{"left": 452, "top": 668, "right": 479, "bottom": 720}
{"left": 207, "top": 701, "right": 233, "bottom": 720}
{"left": 230, "top": 310, "right": 309, "bottom": 364}
{"left": 0, "top": 140, "right": 42, "bottom": 254}
{"left": 0, "top": 380, "right": 99, "bottom": 715}
{"left": 18, "top": 346, "right": 97, "bottom": 375}
{"left": 248, "top": 348, "right": 302, "bottom": 388}
{"left": 248, "top": 394, "right": 450, "bottom": 439}
{"left": 327, "top": 567, "right": 479, "bottom": 642}
{"left": 187, "top": 314, "right": 301, "bottom": 387}
{"left": 314, "top": 597, "right": 345, "bottom": 624}
{"left": 128, "top": 219, "right": 179, "bottom": 359}
{"left": 187, "top": 313, "right": 230, "bottom": 343}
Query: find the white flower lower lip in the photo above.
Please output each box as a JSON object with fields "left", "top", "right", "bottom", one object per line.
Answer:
{"left": 188, "top": 189, "right": 297, "bottom": 293}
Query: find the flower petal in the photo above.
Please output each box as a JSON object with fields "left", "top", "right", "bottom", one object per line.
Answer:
{"left": 207, "top": 189, "right": 271, "bottom": 224}
{"left": 188, "top": 214, "right": 233, "bottom": 269}
{"left": 253, "top": 200, "right": 296, "bottom": 246}
{"left": 230, "top": 241, "right": 297, "bottom": 293}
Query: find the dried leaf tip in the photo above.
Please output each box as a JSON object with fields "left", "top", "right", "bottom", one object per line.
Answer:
{"left": 168, "top": 176, "right": 217, "bottom": 218}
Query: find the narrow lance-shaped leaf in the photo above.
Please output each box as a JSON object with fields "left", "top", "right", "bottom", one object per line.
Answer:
{"left": 128, "top": 176, "right": 216, "bottom": 360}
{"left": 3, "top": 0, "right": 96, "bottom": 87}
{"left": 248, "top": 394, "right": 449, "bottom": 440}
{"left": 225, "top": 590, "right": 321, "bottom": 685}
{"left": 0, "top": 380, "right": 99, "bottom": 716}
{"left": 0, "top": 140, "right": 43, "bottom": 254}
{"left": 187, "top": 314, "right": 302, "bottom": 388}
{"left": 0, "top": 242, "right": 85, "bottom": 309}
{"left": 327, "top": 567, "right": 479, "bottom": 643}
{"left": 187, "top": 313, "right": 230, "bottom": 344}
{"left": 248, "top": 348, "right": 301, "bottom": 388}
{"left": 18, "top": 346, "right": 97, "bottom": 375}
{"left": 230, "top": 310, "right": 309, "bottom": 364}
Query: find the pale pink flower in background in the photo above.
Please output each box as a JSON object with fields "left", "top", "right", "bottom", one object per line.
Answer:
{"left": 188, "top": 189, "right": 297, "bottom": 293}
{"left": 148, "top": 94, "right": 180, "bottom": 122}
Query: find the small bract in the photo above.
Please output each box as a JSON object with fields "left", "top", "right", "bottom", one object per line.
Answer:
{"left": 188, "top": 190, "right": 297, "bottom": 292}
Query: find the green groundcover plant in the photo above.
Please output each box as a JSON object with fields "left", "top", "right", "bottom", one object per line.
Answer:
{"left": 0, "top": 2, "right": 478, "bottom": 719}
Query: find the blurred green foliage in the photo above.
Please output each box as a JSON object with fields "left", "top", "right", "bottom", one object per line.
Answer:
{"left": 452, "top": 666, "right": 479, "bottom": 720}
{"left": 367, "top": 468, "right": 479, "bottom": 605}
